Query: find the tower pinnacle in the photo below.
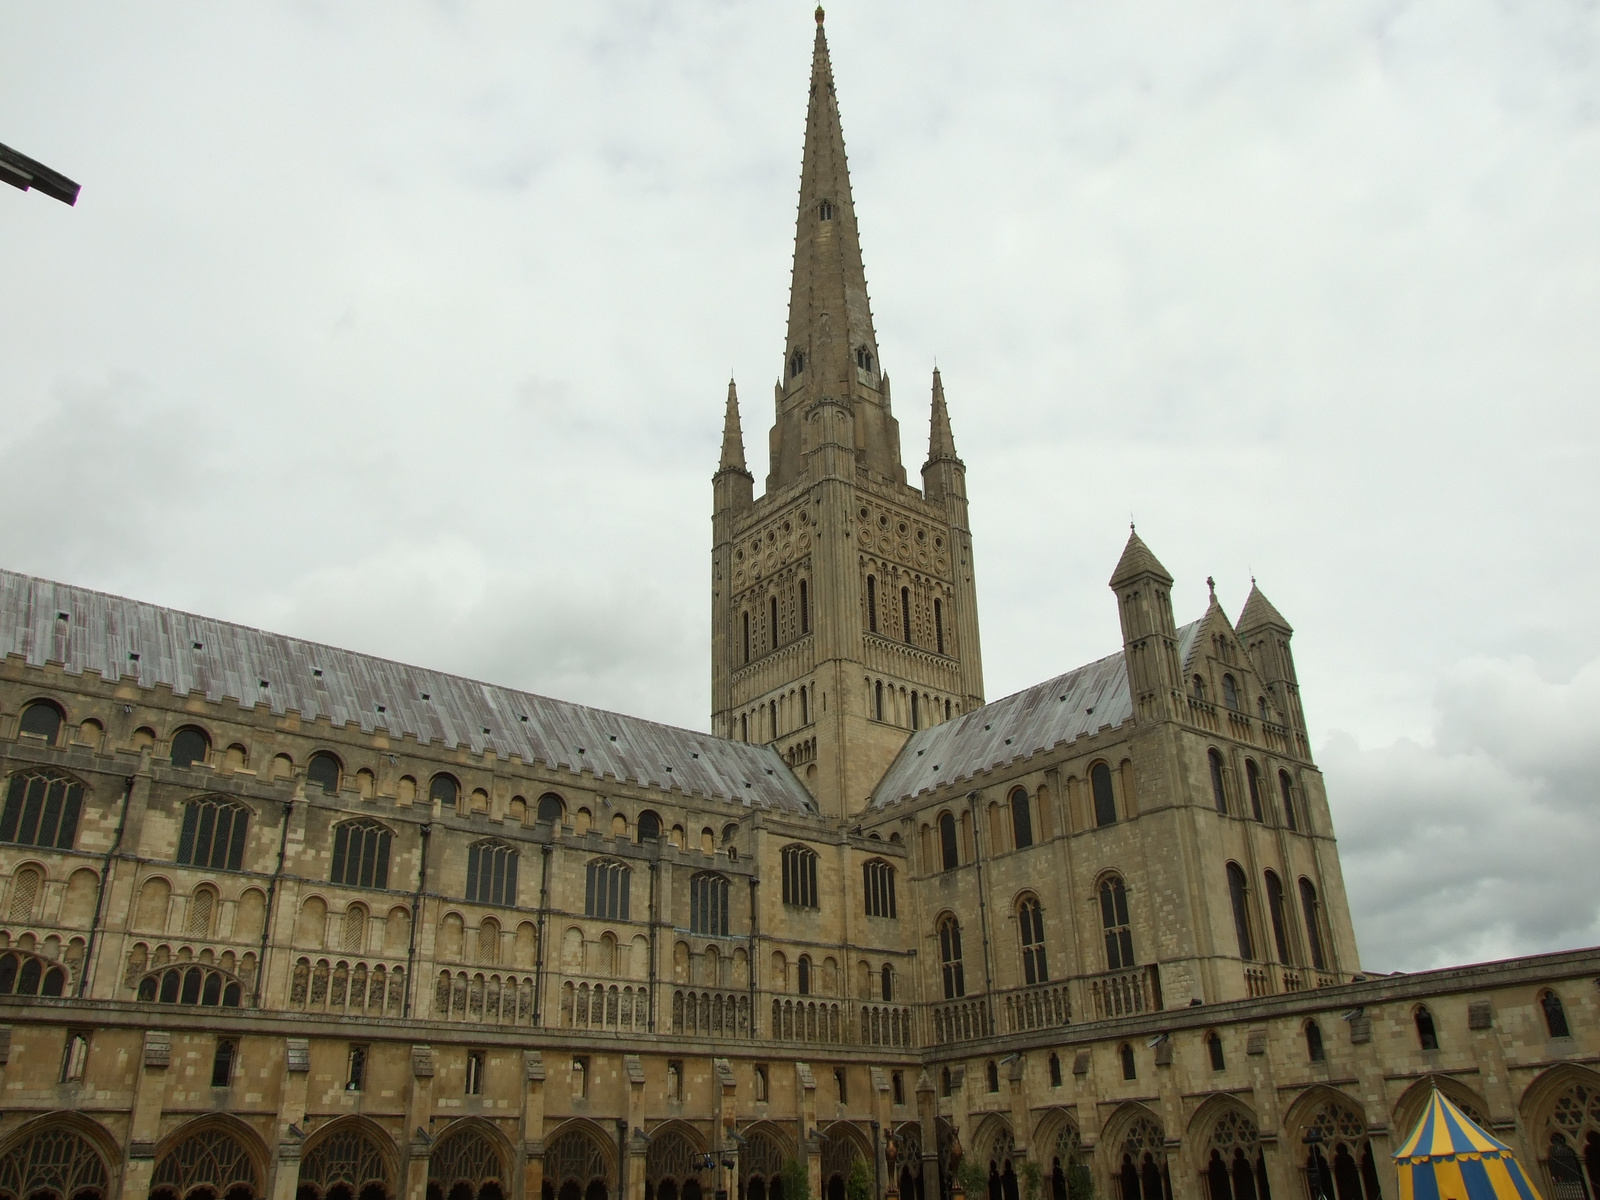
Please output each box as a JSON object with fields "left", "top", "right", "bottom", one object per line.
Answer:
{"left": 718, "top": 379, "right": 748, "bottom": 475}
{"left": 926, "top": 367, "right": 959, "bottom": 464}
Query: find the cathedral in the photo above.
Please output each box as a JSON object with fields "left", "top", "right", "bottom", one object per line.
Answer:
{"left": 0, "top": 15, "right": 1594, "bottom": 1200}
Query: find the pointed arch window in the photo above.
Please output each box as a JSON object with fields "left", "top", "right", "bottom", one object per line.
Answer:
{"left": 863, "top": 858, "right": 896, "bottom": 918}
{"left": 800, "top": 580, "right": 810, "bottom": 634}
{"left": 781, "top": 843, "right": 819, "bottom": 908}
{"left": 1018, "top": 895, "right": 1048, "bottom": 985}
{"left": 935, "top": 598, "right": 945, "bottom": 655}
{"left": 819, "top": 201, "right": 834, "bottom": 221}
{"left": 1415, "top": 1005, "right": 1439, "bottom": 1051}
{"left": 466, "top": 840, "right": 519, "bottom": 906}
{"left": 1299, "top": 878, "right": 1327, "bottom": 971}
{"left": 1206, "top": 1031, "right": 1225, "bottom": 1071}
{"left": 0, "top": 950, "right": 67, "bottom": 998}
{"left": 1091, "top": 762, "right": 1117, "bottom": 827}
{"left": 1541, "top": 990, "right": 1571, "bottom": 1038}
{"left": 938, "top": 811, "right": 959, "bottom": 871}
{"left": 1191, "top": 676, "right": 1206, "bottom": 701}
{"left": 901, "top": 586, "right": 913, "bottom": 644}
{"left": 1222, "top": 674, "right": 1240, "bottom": 711}
{"left": 584, "top": 859, "right": 631, "bottom": 920}
{"left": 1245, "top": 760, "right": 1264, "bottom": 821}
{"left": 178, "top": 797, "right": 249, "bottom": 870}
{"left": 1306, "top": 1020, "right": 1325, "bottom": 1062}
{"left": 1010, "top": 787, "right": 1034, "bottom": 849}
{"left": 1100, "top": 876, "right": 1134, "bottom": 970}
{"left": 691, "top": 871, "right": 730, "bottom": 936}
{"left": 135, "top": 963, "right": 244, "bottom": 1007}
{"left": 789, "top": 349, "right": 805, "bottom": 377}
{"left": 1264, "top": 870, "right": 1293, "bottom": 964}
{"left": 1120, "top": 1043, "right": 1136, "bottom": 1080}
{"left": 866, "top": 575, "right": 878, "bottom": 633}
{"left": 1048, "top": 1052, "right": 1062, "bottom": 1087}
{"left": 1226, "top": 863, "right": 1255, "bottom": 961}
{"left": 742, "top": 612, "right": 751, "bottom": 664}
{"left": 332, "top": 819, "right": 392, "bottom": 889}
{"left": 1279, "top": 770, "right": 1298, "bottom": 831}
{"left": 1209, "top": 749, "right": 1228, "bottom": 813}
{"left": 0, "top": 768, "right": 85, "bottom": 850}
{"left": 938, "top": 914, "right": 965, "bottom": 999}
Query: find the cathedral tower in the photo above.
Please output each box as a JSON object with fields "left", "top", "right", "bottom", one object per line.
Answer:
{"left": 711, "top": 9, "right": 985, "bottom": 818}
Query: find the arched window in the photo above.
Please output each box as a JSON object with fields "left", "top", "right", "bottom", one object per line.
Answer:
{"left": 797, "top": 954, "right": 812, "bottom": 995}
{"left": 938, "top": 811, "right": 959, "bottom": 870}
{"left": 1279, "top": 770, "right": 1298, "bottom": 831}
{"left": 801, "top": 685, "right": 809, "bottom": 725}
{"left": 935, "top": 598, "right": 945, "bottom": 655}
{"left": 856, "top": 346, "right": 873, "bottom": 372}
{"left": 1100, "top": 877, "right": 1134, "bottom": 970}
{"left": 937, "top": 915, "right": 965, "bottom": 999}
{"left": 178, "top": 797, "right": 249, "bottom": 870}
{"left": 17, "top": 701, "right": 64, "bottom": 745}
{"left": 1018, "top": 895, "right": 1048, "bottom": 985}
{"left": 7, "top": 867, "right": 40, "bottom": 923}
{"left": 1120, "top": 1043, "right": 1136, "bottom": 1080}
{"left": 1264, "top": 870, "right": 1293, "bottom": 964}
{"left": 911, "top": 691, "right": 920, "bottom": 730}
{"left": 800, "top": 580, "right": 810, "bottom": 634}
{"left": 1048, "top": 1052, "right": 1062, "bottom": 1087}
{"left": 881, "top": 963, "right": 894, "bottom": 1001}
{"left": 331, "top": 819, "right": 393, "bottom": 888}
{"left": 818, "top": 201, "right": 834, "bottom": 220}
{"left": 1010, "top": 787, "right": 1034, "bottom": 849}
{"left": 1299, "top": 878, "right": 1327, "bottom": 970}
{"left": 1305, "top": 1020, "right": 1325, "bottom": 1062}
{"left": 429, "top": 774, "right": 459, "bottom": 809}
{"left": 1245, "top": 761, "right": 1263, "bottom": 821}
{"left": 1208, "top": 749, "right": 1228, "bottom": 813}
{"left": 0, "top": 950, "right": 67, "bottom": 998}
{"left": 537, "top": 793, "right": 565, "bottom": 825}
{"left": 1415, "top": 1005, "right": 1439, "bottom": 1050}
{"left": 584, "top": 859, "right": 630, "bottom": 920}
{"left": 901, "top": 587, "right": 913, "bottom": 644}
{"left": 637, "top": 810, "right": 661, "bottom": 841}
{"left": 466, "top": 840, "right": 519, "bottom": 906}
{"left": 781, "top": 844, "right": 818, "bottom": 908}
{"left": 875, "top": 680, "right": 885, "bottom": 721}
{"left": 866, "top": 575, "right": 878, "bottom": 633}
{"left": 1226, "top": 863, "right": 1254, "bottom": 961}
{"left": 691, "top": 872, "right": 730, "bottom": 936}
{"left": 743, "top": 611, "right": 751, "bottom": 663}
{"left": 135, "top": 963, "right": 245, "bottom": 1007}
{"left": 1541, "top": 990, "right": 1571, "bottom": 1038}
{"left": 0, "top": 769, "right": 85, "bottom": 849}
{"left": 1191, "top": 676, "right": 1205, "bottom": 701}
{"left": 863, "top": 858, "right": 896, "bottom": 918}
{"left": 306, "top": 752, "right": 341, "bottom": 794}
{"left": 986, "top": 1060, "right": 1000, "bottom": 1092}
{"left": 1091, "top": 762, "right": 1117, "bottom": 827}
{"left": 1222, "top": 674, "right": 1240, "bottom": 711}
{"left": 1206, "top": 1031, "right": 1225, "bottom": 1071}
{"left": 171, "top": 726, "right": 210, "bottom": 769}
{"left": 789, "top": 348, "right": 805, "bottom": 377}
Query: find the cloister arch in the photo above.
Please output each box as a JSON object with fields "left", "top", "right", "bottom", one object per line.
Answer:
{"left": 150, "top": 1115, "right": 268, "bottom": 1200}
{"left": 1391, "top": 1076, "right": 1490, "bottom": 1148}
{"left": 427, "top": 1119, "right": 513, "bottom": 1200}
{"left": 0, "top": 1113, "right": 118, "bottom": 1200}
{"left": 1520, "top": 1064, "right": 1600, "bottom": 1200}
{"left": 644, "top": 1121, "right": 708, "bottom": 1200}
{"left": 1029, "top": 1112, "right": 1082, "bottom": 1200}
{"left": 542, "top": 1121, "right": 615, "bottom": 1200}
{"left": 820, "top": 1123, "right": 869, "bottom": 1200}
{"left": 295, "top": 1117, "right": 398, "bottom": 1200}
{"left": 738, "top": 1122, "right": 793, "bottom": 1200}
{"left": 1280, "top": 1088, "right": 1380, "bottom": 1200}
{"left": 1099, "top": 1105, "right": 1170, "bottom": 1200}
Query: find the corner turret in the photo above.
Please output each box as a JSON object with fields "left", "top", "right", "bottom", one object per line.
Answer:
{"left": 1110, "top": 528, "right": 1182, "bottom": 721}
{"left": 1236, "top": 581, "right": 1310, "bottom": 756}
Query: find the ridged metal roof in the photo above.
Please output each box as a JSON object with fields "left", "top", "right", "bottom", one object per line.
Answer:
{"left": 871, "top": 620, "right": 1202, "bottom": 808}
{"left": 0, "top": 569, "right": 818, "bottom": 816}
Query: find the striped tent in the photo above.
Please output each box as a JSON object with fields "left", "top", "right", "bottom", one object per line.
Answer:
{"left": 1395, "top": 1090, "right": 1545, "bottom": 1200}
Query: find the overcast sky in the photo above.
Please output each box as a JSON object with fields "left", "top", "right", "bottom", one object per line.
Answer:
{"left": 4, "top": 1, "right": 1599, "bottom": 974}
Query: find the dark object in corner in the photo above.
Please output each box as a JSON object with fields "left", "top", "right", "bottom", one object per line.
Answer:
{"left": 0, "top": 142, "right": 80, "bottom": 206}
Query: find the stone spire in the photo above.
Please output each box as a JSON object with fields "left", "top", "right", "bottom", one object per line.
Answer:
{"left": 1238, "top": 581, "right": 1293, "bottom": 634}
{"left": 925, "top": 368, "right": 959, "bottom": 464}
{"left": 718, "top": 378, "right": 749, "bottom": 475}
{"left": 1109, "top": 528, "right": 1174, "bottom": 588}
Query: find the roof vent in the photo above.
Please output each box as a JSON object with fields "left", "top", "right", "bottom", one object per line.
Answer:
{"left": 984, "top": 724, "right": 991, "bottom": 730}
{"left": 421, "top": 693, "right": 430, "bottom": 700}
{"left": 128, "top": 652, "right": 140, "bottom": 662}
{"left": 1004, "top": 738, "right": 1012, "bottom": 745}
{"left": 376, "top": 705, "right": 386, "bottom": 713}
{"left": 259, "top": 680, "right": 269, "bottom": 688}
{"left": 519, "top": 715, "right": 528, "bottom": 722}
{"left": 55, "top": 612, "right": 68, "bottom": 621}
{"left": 312, "top": 668, "right": 322, "bottom": 678}
{"left": 692, "top": 752, "right": 699, "bottom": 759}
{"left": 482, "top": 728, "right": 491, "bottom": 735}
{"left": 609, "top": 735, "right": 617, "bottom": 741}
{"left": 192, "top": 642, "right": 203, "bottom": 650}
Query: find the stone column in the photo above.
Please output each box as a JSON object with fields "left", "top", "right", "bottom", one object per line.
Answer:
{"left": 625, "top": 1057, "right": 648, "bottom": 1200}
{"left": 405, "top": 1046, "right": 438, "bottom": 1200}
{"left": 271, "top": 1039, "right": 313, "bottom": 1200}
{"left": 916, "top": 1069, "right": 939, "bottom": 1200}
{"left": 523, "top": 1053, "right": 547, "bottom": 1200}
{"left": 120, "top": 1031, "right": 171, "bottom": 1200}
{"left": 797, "top": 1063, "right": 820, "bottom": 1200}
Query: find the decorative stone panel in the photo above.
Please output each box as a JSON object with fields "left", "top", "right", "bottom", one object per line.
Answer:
{"left": 143, "top": 1031, "right": 170, "bottom": 1068}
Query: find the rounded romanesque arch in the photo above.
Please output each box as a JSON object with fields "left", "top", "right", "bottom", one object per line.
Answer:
{"left": 738, "top": 1122, "right": 793, "bottom": 1200}
{"left": 0, "top": 1113, "right": 118, "bottom": 1200}
{"left": 1099, "top": 1106, "right": 1169, "bottom": 1200}
{"left": 644, "top": 1122, "right": 708, "bottom": 1200}
{"left": 1391, "top": 1076, "right": 1490, "bottom": 1149}
{"left": 542, "top": 1121, "right": 615, "bottom": 1200}
{"left": 296, "top": 1118, "right": 398, "bottom": 1200}
{"left": 1521, "top": 1065, "right": 1600, "bottom": 1200}
{"left": 150, "top": 1116, "right": 267, "bottom": 1200}
{"left": 1281, "top": 1089, "right": 1380, "bottom": 1200}
{"left": 427, "top": 1120, "right": 513, "bottom": 1200}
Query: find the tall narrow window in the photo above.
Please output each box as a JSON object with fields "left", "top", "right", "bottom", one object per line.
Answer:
{"left": 1246, "top": 761, "right": 1263, "bottom": 821}
{"left": 178, "top": 798, "right": 249, "bottom": 870}
{"left": 1091, "top": 763, "right": 1117, "bottom": 827}
{"left": 740, "top": 713, "right": 748, "bottom": 742}
{"left": 572, "top": 1056, "right": 589, "bottom": 1097}
{"left": 781, "top": 844, "right": 819, "bottom": 908}
{"left": 755, "top": 1065, "right": 769, "bottom": 1101}
{"left": 1048, "top": 1053, "right": 1062, "bottom": 1087}
{"left": 901, "top": 587, "right": 913, "bottom": 644}
{"left": 1100, "top": 877, "right": 1134, "bottom": 970}
{"left": 1542, "top": 991, "right": 1571, "bottom": 1038}
{"left": 0, "top": 770, "right": 85, "bottom": 850}
{"left": 1305, "top": 1021, "right": 1324, "bottom": 1062}
{"left": 938, "top": 811, "right": 959, "bottom": 871}
{"left": 691, "top": 872, "right": 730, "bottom": 935}
{"left": 1415, "top": 1006, "right": 1439, "bottom": 1051}
{"left": 466, "top": 841, "right": 519, "bottom": 906}
{"left": 1279, "top": 770, "right": 1298, "bottom": 831}
{"left": 465, "top": 1049, "right": 485, "bottom": 1095}
{"left": 1226, "top": 863, "right": 1254, "bottom": 961}
{"left": 1299, "top": 878, "right": 1327, "bottom": 970}
{"left": 346, "top": 1044, "right": 367, "bottom": 1091}
{"left": 770, "top": 699, "right": 778, "bottom": 739}
{"left": 881, "top": 964, "right": 894, "bottom": 1001}
{"left": 866, "top": 576, "right": 878, "bottom": 633}
{"left": 800, "top": 686, "right": 809, "bottom": 725}
{"left": 1010, "top": 788, "right": 1034, "bottom": 849}
{"left": 742, "top": 612, "right": 750, "bottom": 664}
{"left": 938, "top": 915, "right": 965, "bottom": 998}
{"left": 584, "top": 860, "right": 631, "bottom": 920}
{"left": 836, "top": 1066, "right": 848, "bottom": 1103}
{"left": 211, "top": 1038, "right": 236, "bottom": 1087}
{"left": 1120, "top": 1044, "right": 1136, "bottom": 1080}
{"left": 935, "top": 598, "right": 945, "bottom": 655}
{"left": 331, "top": 820, "right": 392, "bottom": 889}
{"left": 1265, "top": 871, "right": 1292, "bottom": 964}
{"left": 986, "top": 1061, "right": 999, "bottom": 1093}
{"left": 797, "top": 955, "right": 812, "bottom": 995}
{"left": 893, "top": 1070, "right": 905, "bottom": 1105}
{"left": 863, "top": 859, "right": 897, "bottom": 918}
{"left": 875, "top": 680, "right": 884, "bottom": 721}
{"left": 911, "top": 692, "right": 920, "bottom": 730}
{"left": 771, "top": 597, "right": 779, "bottom": 650}
{"left": 800, "top": 581, "right": 809, "bottom": 634}
{"left": 1222, "top": 674, "right": 1240, "bottom": 711}
{"left": 1209, "top": 750, "right": 1228, "bottom": 814}
{"left": 60, "top": 1032, "right": 89, "bottom": 1083}
{"left": 1206, "top": 1032, "right": 1225, "bottom": 1072}
{"left": 1018, "top": 896, "right": 1048, "bottom": 985}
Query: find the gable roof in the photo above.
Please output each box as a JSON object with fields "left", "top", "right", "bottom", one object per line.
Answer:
{"left": 868, "top": 619, "right": 1202, "bottom": 809}
{"left": 0, "top": 569, "right": 818, "bottom": 816}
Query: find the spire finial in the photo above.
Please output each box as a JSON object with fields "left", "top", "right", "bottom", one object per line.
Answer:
{"left": 815, "top": 5, "right": 825, "bottom": 24}
{"left": 1207, "top": 576, "right": 1217, "bottom": 600}
{"left": 718, "top": 378, "right": 749, "bottom": 475}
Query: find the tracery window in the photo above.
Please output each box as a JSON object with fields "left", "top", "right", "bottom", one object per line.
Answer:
{"left": 152, "top": 1124, "right": 258, "bottom": 1198}
{"left": 1226, "top": 863, "right": 1255, "bottom": 961}
{"left": 1092, "top": 762, "right": 1117, "bottom": 827}
{"left": 171, "top": 726, "right": 211, "bottom": 769}
{"left": 429, "top": 1122, "right": 506, "bottom": 1199}
{"left": 789, "top": 348, "right": 805, "bottom": 377}
{"left": 1299, "top": 878, "right": 1327, "bottom": 970}
{"left": 1302, "top": 1097, "right": 1381, "bottom": 1200}
{"left": 0, "top": 1124, "right": 108, "bottom": 1200}
{"left": 1209, "top": 750, "right": 1228, "bottom": 814}
{"left": 306, "top": 751, "right": 341, "bottom": 795}
{"left": 1100, "top": 876, "right": 1134, "bottom": 970}
{"left": 299, "top": 1124, "right": 393, "bottom": 1200}
{"left": 781, "top": 843, "right": 818, "bottom": 908}
{"left": 863, "top": 858, "right": 896, "bottom": 919}
{"left": 938, "top": 811, "right": 959, "bottom": 870}
{"left": 136, "top": 964, "right": 244, "bottom": 1007}
{"left": 0, "top": 950, "right": 67, "bottom": 998}
{"left": 1010, "top": 787, "right": 1034, "bottom": 849}
{"left": 1119, "top": 1116, "right": 1169, "bottom": 1200}
{"left": 1204, "top": 1109, "right": 1268, "bottom": 1200}
{"left": 856, "top": 346, "right": 873, "bottom": 371}
{"left": 543, "top": 1127, "right": 612, "bottom": 1198}
{"left": 466, "top": 840, "right": 518, "bottom": 907}
{"left": 178, "top": 797, "right": 249, "bottom": 870}
{"left": 691, "top": 871, "right": 730, "bottom": 936}
{"left": 1222, "top": 674, "right": 1240, "bottom": 711}
{"left": 1019, "top": 895, "right": 1048, "bottom": 985}
{"left": 0, "top": 769, "right": 84, "bottom": 850}
{"left": 331, "top": 820, "right": 392, "bottom": 889}
{"left": 938, "top": 914, "right": 965, "bottom": 999}
{"left": 584, "top": 859, "right": 631, "bottom": 920}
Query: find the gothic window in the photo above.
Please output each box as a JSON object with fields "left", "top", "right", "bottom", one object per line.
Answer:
{"left": 938, "top": 811, "right": 959, "bottom": 870}
{"left": 1100, "top": 876, "right": 1134, "bottom": 970}
{"left": 781, "top": 843, "right": 818, "bottom": 908}
{"left": 0, "top": 950, "right": 67, "bottom": 997}
{"left": 1265, "top": 870, "right": 1293, "bottom": 964}
{"left": 892, "top": 1070, "right": 904, "bottom": 1105}
{"left": 875, "top": 680, "right": 885, "bottom": 721}
{"left": 637, "top": 810, "right": 661, "bottom": 841}
{"left": 856, "top": 347, "right": 873, "bottom": 371}
{"left": 789, "top": 348, "right": 805, "bottom": 377}
{"left": 866, "top": 575, "right": 878, "bottom": 632}
{"left": 1191, "top": 676, "right": 1206, "bottom": 701}
{"left": 1415, "top": 1005, "right": 1439, "bottom": 1051}
{"left": 1010, "top": 787, "right": 1034, "bottom": 849}
{"left": 178, "top": 797, "right": 248, "bottom": 870}
{"left": 1299, "top": 878, "right": 1327, "bottom": 970}
{"left": 863, "top": 858, "right": 897, "bottom": 918}
{"left": 1258, "top": 696, "right": 1269, "bottom": 719}
{"left": 1279, "top": 770, "right": 1298, "bottom": 831}
{"left": 740, "top": 713, "right": 748, "bottom": 741}
{"left": 1092, "top": 762, "right": 1117, "bottom": 827}
{"left": 912, "top": 691, "right": 920, "bottom": 730}
{"left": 171, "top": 726, "right": 211, "bottom": 769}
{"left": 537, "top": 793, "right": 565, "bottom": 825}
{"left": 584, "top": 859, "right": 630, "bottom": 920}
{"left": 331, "top": 820, "right": 392, "bottom": 889}
{"left": 346, "top": 1043, "right": 367, "bottom": 1090}
{"left": 0, "top": 768, "right": 85, "bottom": 849}
{"left": 1209, "top": 749, "right": 1228, "bottom": 814}
{"left": 819, "top": 201, "right": 834, "bottom": 220}
{"left": 306, "top": 751, "right": 341, "bottom": 794}
{"left": 743, "top": 611, "right": 751, "bottom": 663}
{"left": 938, "top": 914, "right": 965, "bottom": 998}
{"left": 1305, "top": 1020, "right": 1325, "bottom": 1062}
{"left": 691, "top": 871, "right": 730, "bottom": 935}
{"left": 1019, "top": 895, "right": 1048, "bottom": 985}
{"left": 987, "top": 1060, "right": 999, "bottom": 1092}
{"left": 1048, "top": 1052, "right": 1062, "bottom": 1087}
{"left": 1245, "top": 760, "right": 1264, "bottom": 821}
{"left": 797, "top": 955, "right": 811, "bottom": 995}
{"left": 770, "top": 698, "right": 778, "bottom": 738}
{"left": 429, "top": 774, "right": 459, "bottom": 809}
{"left": 801, "top": 685, "right": 809, "bottom": 725}
{"left": 1227, "top": 864, "right": 1255, "bottom": 961}
{"left": 935, "top": 598, "right": 945, "bottom": 654}
{"left": 881, "top": 963, "right": 894, "bottom": 1001}
{"left": 1542, "top": 990, "right": 1572, "bottom": 1038}
{"left": 464, "top": 1049, "right": 485, "bottom": 1094}
{"left": 1120, "top": 1043, "right": 1136, "bottom": 1080}
{"left": 0, "top": 1125, "right": 108, "bottom": 1200}
{"left": 134, "top": 964, "right": 244, "bottom": 1007}
{"left": 801, "top": 580, "right": 810, "bottom": 634}
{"left": 1207, "top": 1031, "right": 1225, "bottom": 1071}
{"left": 17, "top": 700, "right": 64, "bottom": 744}
{"left": 901, "top": 586, "right": 913, "bottom": 644}
{"left": 211, "top": 1038, "right": 237, "bottom": 1086}
{"left": 771, "top": 596, "right": 780, "bottom": 649}
{"left": 300, "top": 1122, "right": 393, "bottom": 1200}
{"left": 466, "top": 840, "right": 519, "bottom": 906}
{"left": 1222, "top": 674, "right": 1240, "bottom": 711}
{"left": 945, "top": 698, "right": 952, "bottom": 720}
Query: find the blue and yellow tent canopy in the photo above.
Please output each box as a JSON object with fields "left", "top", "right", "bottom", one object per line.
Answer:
{"left": 1395, "top": 1090, "right": 1544, "bottom": 1200}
